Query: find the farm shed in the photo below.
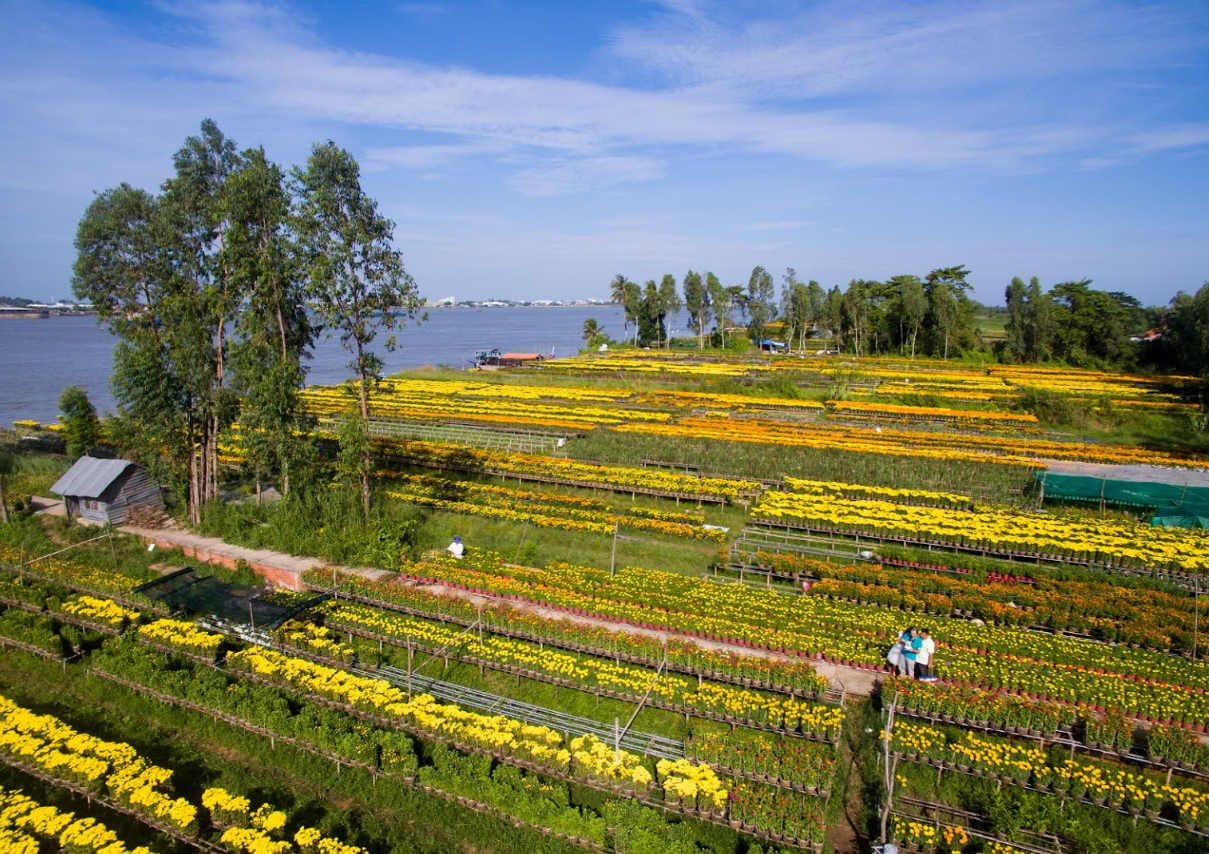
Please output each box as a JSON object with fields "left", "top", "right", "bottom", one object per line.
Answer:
{"left": 50, "top": 456, "right": 164, "bottom": 525}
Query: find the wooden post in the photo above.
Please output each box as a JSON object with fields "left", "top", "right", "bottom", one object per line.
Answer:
{"left": 407, "top": 639, "right": 413, "bottom": 699}
{"left": 610, "top": 522, "right": 619, "bottom": 577}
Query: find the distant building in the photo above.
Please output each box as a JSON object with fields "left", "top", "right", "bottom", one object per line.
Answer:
{"left": 1130, "top": 328, "right": 1164, "bottom": 343}
{"left": 50, "top": 457, "right": 165, "bottom": 525}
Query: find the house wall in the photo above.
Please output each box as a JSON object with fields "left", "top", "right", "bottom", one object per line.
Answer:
{"left": 98, "top": 468, "right": 165, "bottom": 525}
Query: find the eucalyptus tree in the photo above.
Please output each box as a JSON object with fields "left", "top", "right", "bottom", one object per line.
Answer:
{"left": 820, "top": 287, "right": 844, "bottom": 343}
{"left": 705, "top": 273, "right": 730, "bottom": 347}
{"left": 637, "top": 280, "right": 664, "bottom": 347}
{"left": 1024, "top": 277, "right": 1056, "bottom": 362}
{"left": 292, "top": 141, "right": 423, "bottom": 518}
{"left": 887, "top": 275, "right": 926, "bottom": 359}
{"left": 657, "top": 273, "right": 681, "bottom": 348}
{"left": 924, "top": 265, "right": 973, "bottom": 359}
{"left": 746, "top": 266, "right": 776, "bottom": 343}
{"left": 225, "top": 146, "right": 315, "bottom": 499}
{"left": 72, "top": 165, "right": 211, "bottom": 521}
{"left": 1004, "top": 277, "right": 1028, "bottom": 363}
{"left": 682, "top": 269, "right": 710, "bottom": 349}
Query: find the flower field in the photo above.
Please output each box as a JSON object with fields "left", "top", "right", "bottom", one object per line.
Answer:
{"left": 370, "top": 439, "right": 762, "bottom": 502}
{"left": 754, "top": 483, "right": 1209, "bottom": 573}
{"left": 313, "top": 601, "right": 839, "bottom": 739}
{"left": 739, "top": 549, "right": 1204, "bottom": 655}
{"left": 375, "top": 469, "right": 728, "bottom": 542}
{"left": 340, "top": 550, "right": 1209, "bottom": 727}
{"left": 0, "top": 784, "right": 159, "bottom": 854}
{"left": 11, "top": 349, "right": 1209, "bottom": 854}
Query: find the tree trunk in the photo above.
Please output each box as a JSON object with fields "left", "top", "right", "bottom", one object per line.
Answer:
{"left": 0, "top": 475, "right": 9, "bottom": 524}
{"left": 189, "top": 430, "right": 201, "bottom": 527}
{"left": 357, "top": 341, "right": 372, "bottom": 520}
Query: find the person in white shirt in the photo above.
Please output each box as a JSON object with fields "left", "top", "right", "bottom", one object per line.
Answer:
{"left": 915, "top": 629, "right": 936, "bottom": 679}
{"left": 446, "top": 536, "right": 464, "bottom": 559}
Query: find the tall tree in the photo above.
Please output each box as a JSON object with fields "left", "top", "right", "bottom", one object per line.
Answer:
{"left": 1050, "top": 279, "right": 1142, "bottom": 367}
{"left": 636, "top": 280, "right": 665, "bottom": 347}
{"left": 746, "top": 266, "right": 776, "bottom": 344}
{"left": 841, "top": 279, "right": 872, "bottom": 355}
{"left": 1023, "top": 277, "right": 1056, "bottom": 363}
{"left": 1165, "top": 284, "right": 1209, "bottom": 377}
{"left": 887, "top": 274, "right": 926, "bottom": 359}
{"left": 73, "top": 122, "right": 244, "bottom": 525}
{"left": 820, "top": 286, "right": 844, "bottom": 343}
{"left": 609, "top": 274, "right": 635, "bottom": 343}
{"left": 682, "top": 269, "right": 710, "bottom": 349}
{"left": 225, "top": 146, "right": 315, "bottom": 499}
{"left": 657, "top": 273, "right": 681, "bottom": 349}
{"left": 158, "top": 119, "right": 243, "bottom": 516}
{"left": 1003, "top": 276, "right": 1028, "bottom": 363}
{"left": 706, "top": 273, "right": 730, "bottom": 348}
{"left": 924, "top": 265, "right": 973, "bottom": 359}
{"left": 292, "top": 141, "right": 424, "bottom": 518}
{"left": 781, "top": 268, "right": 814, "bottom": 351}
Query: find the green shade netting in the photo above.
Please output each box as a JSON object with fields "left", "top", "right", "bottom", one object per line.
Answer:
{"left": 1034, "top": 472, "right": 1209, "bottom": 528}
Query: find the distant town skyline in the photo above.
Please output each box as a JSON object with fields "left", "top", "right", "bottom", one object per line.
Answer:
{"left": 1, "top": 0, "right": 1207, "bottom": 307}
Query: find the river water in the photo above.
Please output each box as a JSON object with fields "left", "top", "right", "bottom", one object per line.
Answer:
{"left": 0, "top": 305, "right": 643, "bottom": 425}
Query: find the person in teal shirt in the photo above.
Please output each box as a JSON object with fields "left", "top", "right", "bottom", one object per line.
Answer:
{"left": 899, "top": 627, "right": 920, "bottom": 678}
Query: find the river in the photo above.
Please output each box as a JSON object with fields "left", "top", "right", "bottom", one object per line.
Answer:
{"left": 0, "top": 305, "right": 647, "bottom": 425}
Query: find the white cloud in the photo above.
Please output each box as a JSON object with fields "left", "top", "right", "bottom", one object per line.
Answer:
{"left": 507, "top": 156, "right": 666, "bottom": 196}
{"left": 150, "top": 0, "right": 1177, "bottom": 185}
{"left": 1126, "top": 124, "right": 1209, "bottom": 154}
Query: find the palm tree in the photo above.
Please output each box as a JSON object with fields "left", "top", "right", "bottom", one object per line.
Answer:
{"left": 609, "top": 274, "right": 630, "bottom": 342}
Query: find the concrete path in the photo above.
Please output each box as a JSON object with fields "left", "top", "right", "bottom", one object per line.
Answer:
{"left": 29, "top": 496, "right": 66, "bottom": 518}
{"left": 120, "top": 524, "right": 396, "bottom": 590}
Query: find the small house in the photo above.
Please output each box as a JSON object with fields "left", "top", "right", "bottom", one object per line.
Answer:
{"left": 50, "top": 457, "right": 164, "bottom": 525}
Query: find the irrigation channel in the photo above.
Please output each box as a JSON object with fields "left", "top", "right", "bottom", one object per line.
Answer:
{"left": 207, "top": 619, "right": 687, "bottom": 760}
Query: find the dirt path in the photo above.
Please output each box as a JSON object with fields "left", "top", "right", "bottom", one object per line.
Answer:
{"left": 110, "top": 523, "right": 883, "bottom": 697}
{"left": 412, "top": 580, "right": 883, "bottom": 697}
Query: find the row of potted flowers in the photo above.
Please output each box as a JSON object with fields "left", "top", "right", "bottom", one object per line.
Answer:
{"left": 342, "top": 551, "right": 1209, "bottom": 727}
{"left": 888, "top": 720, "right": 1209, "bottom": 830}
{"left": 0, "top": 693, "right": 199, "bottom": 835}
{"left": 0, "top": 782, "right": 161, "bottom": 854}
{"left": 319, "top": 601, "right": 844, "bottom": 740}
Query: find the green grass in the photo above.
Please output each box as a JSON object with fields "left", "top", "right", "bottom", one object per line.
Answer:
{"left": 201, "top": 471, "right": 738, "bottom": 578}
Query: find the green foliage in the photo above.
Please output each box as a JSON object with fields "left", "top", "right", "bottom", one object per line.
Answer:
{"left": 57, "top": 386, "right": 101, "bottom": 459}
{"left": 198, "top": 489, "right": 421, "bottom": 570}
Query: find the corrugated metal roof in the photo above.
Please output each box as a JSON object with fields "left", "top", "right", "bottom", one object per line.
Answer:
{"left": 50, "top": 457, "right": 134, "bottom": 499}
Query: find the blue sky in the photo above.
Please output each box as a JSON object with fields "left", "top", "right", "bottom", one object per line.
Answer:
{"left": 1, "top": 0, "right": 1207, "bottom": 306}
